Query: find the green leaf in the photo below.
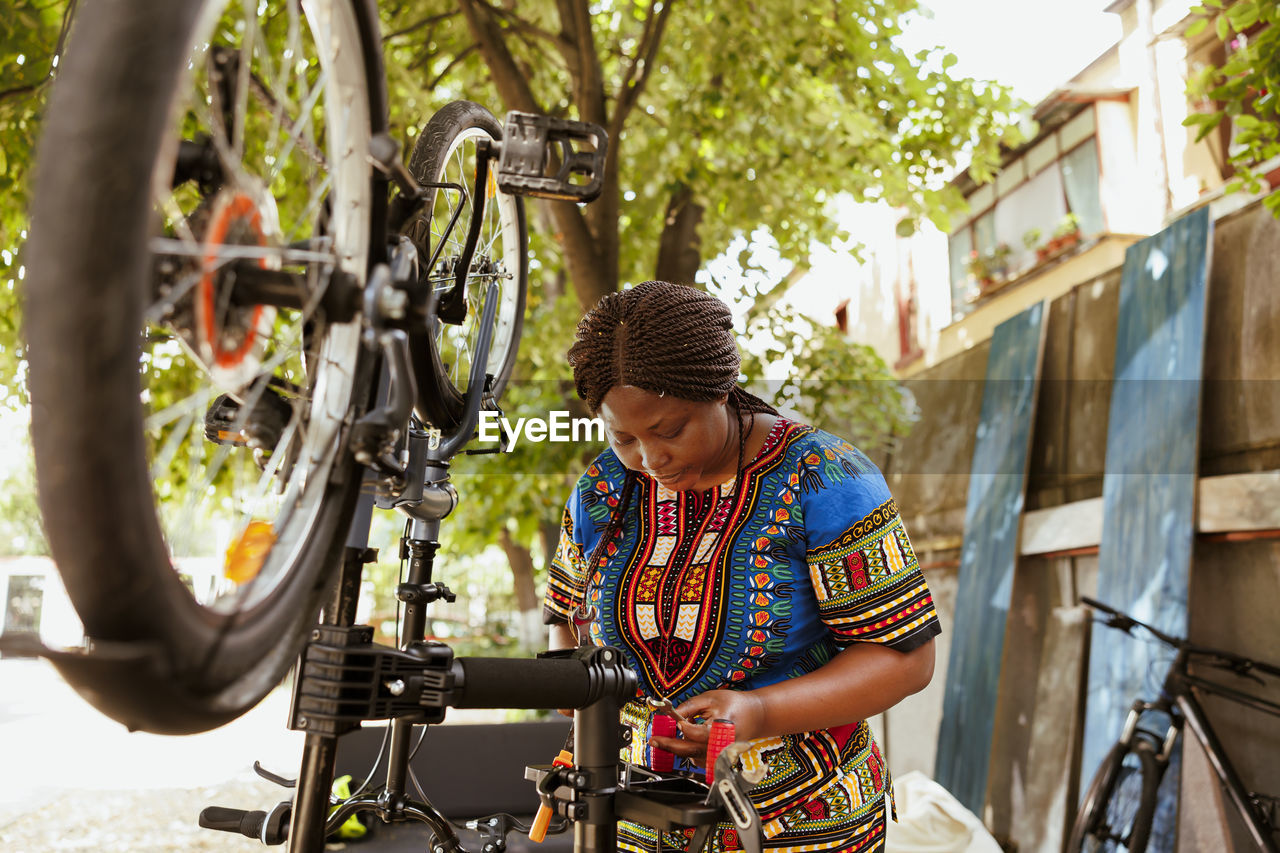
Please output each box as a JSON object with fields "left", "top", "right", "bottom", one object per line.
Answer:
{"left": 1184, "top": 16, "right": 1209, "bottom": 38}
{"left": 1226, "top": 1, "right": 1259, "bottom": 30}
{"left": 1215, "top": 13, "right": 1230, "bottom": 41}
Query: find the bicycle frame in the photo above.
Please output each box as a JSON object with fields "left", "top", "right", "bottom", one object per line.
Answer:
{"left": 1167, "top": 650, "right": 1280, "bottom": 851}
{"left": 1082, "top": 597, "right": 1280, "bottom": 852}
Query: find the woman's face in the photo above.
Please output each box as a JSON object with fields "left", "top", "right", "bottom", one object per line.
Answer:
{"left": 598, "top": 385, "right": 737, "bottom": 492}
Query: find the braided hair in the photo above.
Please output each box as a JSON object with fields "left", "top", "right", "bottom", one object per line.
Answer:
{"left": 567, "top": 280, "right": 776, "bottom": 418}
{"left": 565, "top": 281, "right": 777, "bottom": 627}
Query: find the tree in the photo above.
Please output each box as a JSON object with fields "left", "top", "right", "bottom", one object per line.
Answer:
{"left": 383, "top": 0, "right": 1021, "bottom": 307}
{"left": 1185, "top": 0, "right": 1280, "bottom": 215}
{"left": 0, "top": 1, "right": 67, "bottom": 400}
{"left": 0, "top": 0, "right": 1023, "bottom": 648}
{"left": 379, "top": 0, "right": 1021, "bottom": 647}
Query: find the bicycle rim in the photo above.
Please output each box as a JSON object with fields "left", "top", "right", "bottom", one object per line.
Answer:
{"left": 1072, "top": 741, "right": 1161, "bottom": 852}
{"left": 26, "top": 0, "right": 375, "bottom": 728}
{"left": 406, "top": 101, "right": 527, "bottom": 431}
{"left": 142, "top": 0, "right": 371, "bottom": 614}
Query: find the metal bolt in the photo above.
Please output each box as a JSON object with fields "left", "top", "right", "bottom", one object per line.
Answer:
{"left": 377, "top": 284, "right": 408, "bottom": 320}
{"left": 297, "top": 717, "right": 308, "bottom": 729}
{"left": 387, "top": 679, "right": 406, "bottom": 696}
{"left": 489, "top": 817, "right": 498, "bottom": 826}
{"left": 602, "top": 650, "right": 613, "bottom": 662}
{"left": 311, "top": 629, "right": 321, "bottom": 641}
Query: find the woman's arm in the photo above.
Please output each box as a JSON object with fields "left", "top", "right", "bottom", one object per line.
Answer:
{"left": 549, "top": 621, "right": 578, "bottom": 652}
{"left": 650, "top": 638, "right": 936, "bottom": 762}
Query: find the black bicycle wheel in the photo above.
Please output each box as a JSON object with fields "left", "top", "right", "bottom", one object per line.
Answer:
{"left": 25, "top": 0, "right": 380, "bottom": 733}
{"left": 403, "top": 100, "right": 528, "bottom": 432}
{"left": 1068, "top": 738, "right": 1163, "bottom": 852}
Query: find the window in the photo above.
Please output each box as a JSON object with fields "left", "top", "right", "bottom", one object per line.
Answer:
{"left": 1062, "top": 139, "right": 1104, "bottom": 236}
{"left": 948, "top": 106, "right": 1107, "bottom": 319}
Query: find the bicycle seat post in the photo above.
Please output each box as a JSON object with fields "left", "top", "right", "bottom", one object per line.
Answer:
{"left": 384, "top": 462, "right": 458, "bottom": 805}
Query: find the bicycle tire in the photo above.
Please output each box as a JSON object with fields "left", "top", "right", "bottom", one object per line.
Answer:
{"left": 403, "top": 100, "right": 528, "bottom": 432}
{"left": 1068, "top": 737, "right": 1163, "bottom": 852}
{"left": 25, "top": 0, "right": 380, "bottom": 733}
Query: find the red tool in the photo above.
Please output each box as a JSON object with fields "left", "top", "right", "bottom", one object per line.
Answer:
{"left": 649, "top": 714, "right": 678, "bottom": 772}
{"left": 705, "top": 718, "right": 735, "bottom": 785}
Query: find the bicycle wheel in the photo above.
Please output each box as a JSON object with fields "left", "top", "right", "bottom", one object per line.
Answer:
{"left": 25, "top": 0, "right": 380, "bottom": 733}
{"left": 1068, "top": 738, "right": 1163, "bottom": 852}
{"left": 403, "top": 100, "right": 527, "bottom": 432}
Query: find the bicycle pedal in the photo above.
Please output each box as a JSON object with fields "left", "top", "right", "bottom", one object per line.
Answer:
{"left": 204, "top": 388, "right": 293, "bottom": 448}
{"left": 497, "top": 113, "right": 607, "bottom": 202}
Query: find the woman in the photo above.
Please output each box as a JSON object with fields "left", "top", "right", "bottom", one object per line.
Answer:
{"left": 545, "top": 281, "right": 940, "bottom": 852}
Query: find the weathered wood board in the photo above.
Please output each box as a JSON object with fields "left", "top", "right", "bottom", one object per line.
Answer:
{"left": 934, "top": 301, "right": 1047, "bottom": 813}
{"left": 1081, "top": 207, "right": 1213, "bottom": 851}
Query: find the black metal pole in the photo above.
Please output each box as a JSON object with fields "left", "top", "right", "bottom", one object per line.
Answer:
{"left": 385, "top": 536, "right": 439, "bottom": 799}
{"left": 287, "top": 493, "right": 375, "bottom": 853}
{"left": 573, "top": 648, "right": 625, "bottom": 853}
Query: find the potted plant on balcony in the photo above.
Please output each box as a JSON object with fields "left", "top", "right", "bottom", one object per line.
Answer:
{"left": 989, "top": 243, "right": 1013, "bottom": 282}
{"left": 1051, "top": 212, "right": 1081, "bottom": 253}
{"left": 967, "top": 244, "right": 1013, "bottom": 294}
{"left": 966, "top": 249, "right": 994, "bottom": 289}
{"left": 1023, "top": 227, "right": 1049, "bottom": 264}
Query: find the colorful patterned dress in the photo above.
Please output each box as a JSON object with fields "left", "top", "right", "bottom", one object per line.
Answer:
{"left": 544, "top": 419, "right": 941, "bottom": 852}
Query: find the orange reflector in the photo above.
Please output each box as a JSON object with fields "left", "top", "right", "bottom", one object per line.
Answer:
{"left": 225, "top": 520, "right": 275, "bottom": 584}
{"left": 487, "top": 168, "right": 498, "bottom": 200}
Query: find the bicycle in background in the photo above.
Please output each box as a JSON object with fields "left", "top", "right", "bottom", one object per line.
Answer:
{"left": 1068, "top": 597, "right": 1280, "bottom": 852}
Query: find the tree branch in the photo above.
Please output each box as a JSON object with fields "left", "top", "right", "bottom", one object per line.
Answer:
{"left": 555, "top": 0, "right": 607, "bottom": 125}
{"left": 612, "top": 0, "right": 674, "bottom": 139}
{"left": 472, "top": 0, "right": 566, "bottom": 48}
{"left": 382, "top": 11, "right": 458, "bottom": 43}
{"left": 457, "top": 0, "right": 543, "bottom": 113}
{"left": 458, "top": 0, "right": 611, "bottom": 308}
{"left": 415, "top": 43, "right": 479, "bottom": 86}
{"left": 0, "top": 84, "right": 39, "bottom": 104}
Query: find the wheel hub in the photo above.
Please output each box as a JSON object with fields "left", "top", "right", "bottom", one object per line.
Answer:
{"left": 197, "top": 189, "right": 279, "bottom": 389}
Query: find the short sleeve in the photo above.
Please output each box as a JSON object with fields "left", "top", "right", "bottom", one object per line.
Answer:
{"left": 542, "top": 452, "right": 627, "bottom": 625}
{"left": 798, "top": 434, "right": 941, "bottom": 652}
{"left": 543, "top": 502, "right": 587, "bottom": 624}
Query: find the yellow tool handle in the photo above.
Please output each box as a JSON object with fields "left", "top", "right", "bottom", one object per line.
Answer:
{"left": 530, "top": 749, "right": 574, "bottom": 843}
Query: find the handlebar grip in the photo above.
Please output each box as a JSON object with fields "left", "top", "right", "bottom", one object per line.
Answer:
{"left": 199, "top": 806, "right": 266, "bottom": 839}
{"left": 453, "top": 656, "right": 592, "bottom": 709}
{"left": 453, "top": 649, "right": 636, "bottom": 709}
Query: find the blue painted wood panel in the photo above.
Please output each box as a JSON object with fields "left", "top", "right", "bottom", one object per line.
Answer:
{"left": 934, "top": 301, "right": 1046, "bottom": 813}
{"left": 1082, "top": 207, "right": 1213, "bottom": 852}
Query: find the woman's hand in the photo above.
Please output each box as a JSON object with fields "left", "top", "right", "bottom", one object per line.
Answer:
{"left": 647, "top": 689, "right": 765, "bottom": 767}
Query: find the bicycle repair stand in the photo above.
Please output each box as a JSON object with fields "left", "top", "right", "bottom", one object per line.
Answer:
{"left": 211, "top": 457, "right": 760, "bottom": 852}
{"left": 200, "top": 295, "right": 764, "bottom": 852}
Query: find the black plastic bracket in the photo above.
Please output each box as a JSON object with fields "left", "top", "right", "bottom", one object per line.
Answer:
{"left": 290, "top": 628, "right": 457, "bottom": 735}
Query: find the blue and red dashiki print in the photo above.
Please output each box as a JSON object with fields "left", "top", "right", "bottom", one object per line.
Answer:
{"left": 545, "top": 419, "right": 941, "bottom": 852}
